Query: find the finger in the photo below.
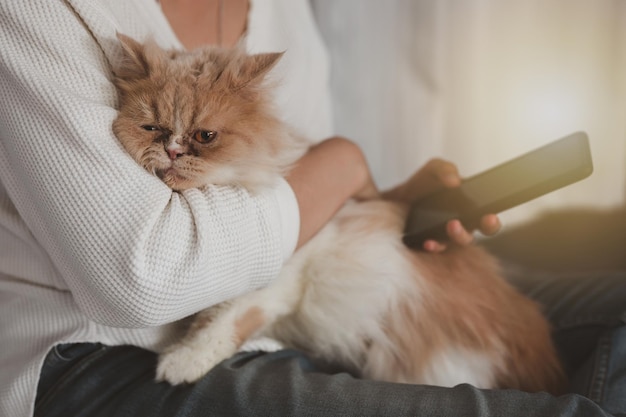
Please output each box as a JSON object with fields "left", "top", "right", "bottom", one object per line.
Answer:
{"left": 479, "top": 214, "right": 501, "bottom": 236}
{"left": 394, "top": 159, "right": 464, "bottom": 204}
{"left": 423, "top": 239, "right": 447, "bottom": 253}
{"left": 401, "top": 159, "right": 462, "bottom": 202}
{"left": 446, "top": 219, "right": 474, "bottom": 246}
{"left": 429, "top": 159, "right": 461, "bottom": 188}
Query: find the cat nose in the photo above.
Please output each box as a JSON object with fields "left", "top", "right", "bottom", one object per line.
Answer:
{"left": 166, "top": 143, "right": 184, "bottom": 160}
{"left": 167, "top": 149, "right": 183, "bottom": 160}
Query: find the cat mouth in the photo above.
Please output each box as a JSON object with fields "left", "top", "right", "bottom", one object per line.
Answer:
{"left": 157, "top": 167, "right": 187, "bottom": 183}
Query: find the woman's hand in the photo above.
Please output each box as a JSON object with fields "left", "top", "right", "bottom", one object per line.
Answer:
{"left": 382, "top": 158, "right": 501, "bottom": 252}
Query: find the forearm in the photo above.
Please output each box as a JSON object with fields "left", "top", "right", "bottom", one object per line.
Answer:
{"left": 286, "top": 137, "right": 375, "bottom": 249}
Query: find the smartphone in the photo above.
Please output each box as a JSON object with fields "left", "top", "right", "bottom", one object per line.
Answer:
{"left": 403, "top": 131, "right": 593, "bottom": 248}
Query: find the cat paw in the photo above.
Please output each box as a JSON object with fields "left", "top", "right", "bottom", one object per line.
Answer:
{"left": 156, "top": 340, "right": 237, "bottom": 385}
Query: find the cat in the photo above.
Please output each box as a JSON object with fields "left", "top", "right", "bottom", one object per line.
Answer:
{"left": 112, "top": 33, "right": 567, "bottom": 394}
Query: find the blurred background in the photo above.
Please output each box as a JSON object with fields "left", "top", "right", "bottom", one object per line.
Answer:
{"left": 311, "top": 0, "right": 626, "bottom": 232}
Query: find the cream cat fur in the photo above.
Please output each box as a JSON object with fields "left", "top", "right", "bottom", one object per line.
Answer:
{"left": 112, "top": 34, "right": 566, "bottom": 394}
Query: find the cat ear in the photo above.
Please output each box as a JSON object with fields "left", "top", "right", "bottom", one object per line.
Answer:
{"left": 225, "top": 51, "right": 284, "bottom": 90}
{"left": 241, "top": 52, "right": 284, "bottom": 85}
{"left": 114, "top": 33, "right": 164, "bottom": 82}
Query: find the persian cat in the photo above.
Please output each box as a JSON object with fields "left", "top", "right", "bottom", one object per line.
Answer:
{"left": 112, "top": 34, "right": 566, "bottom": 394}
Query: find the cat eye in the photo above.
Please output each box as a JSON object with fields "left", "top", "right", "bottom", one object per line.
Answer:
{"left": 141, "top": 125, "right": 160, "bottom": 131}
{"left": 194, "top": 130, "right": 218, "bottom": 144}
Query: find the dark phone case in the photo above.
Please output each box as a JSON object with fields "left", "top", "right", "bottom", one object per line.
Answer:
{"left": 403, "top": 132, "right": 593, "bottom": 248}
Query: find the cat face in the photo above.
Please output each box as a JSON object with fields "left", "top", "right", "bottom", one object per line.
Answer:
{"left": 112, "top": 34, "right": 303, "bottom": 191}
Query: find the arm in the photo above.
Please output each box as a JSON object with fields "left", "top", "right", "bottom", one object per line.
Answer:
{"left": 287, "top": 137, "right": 376, "bottom": 249}
{"left": 288, "top": 141, "right": 500, "bottom": 252}
{"left": 0, "top": 1, "right": 297, "bottom": 328}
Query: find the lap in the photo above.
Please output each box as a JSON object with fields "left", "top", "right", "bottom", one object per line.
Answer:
{"left": 506, "top": 267, "right": 626, "bottom": 362}
{"left": 506, "top": 267, "right": 626, "bottom": 328}
{"left": 36, "top": 342, "right": 617, "bottom": 417}
{"left": 34, "top": 268, "right": 626, "bottom": 417}
{"left": 505, "top": 265, "right": 626, "bottom": 413}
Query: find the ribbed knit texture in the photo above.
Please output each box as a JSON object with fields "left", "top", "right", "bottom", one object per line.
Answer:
{"left": 0, "top": 0, "right": 332, "bottom": 415}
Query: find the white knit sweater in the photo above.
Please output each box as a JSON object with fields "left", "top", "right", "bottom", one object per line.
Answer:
{"left": 0, "top": 0, "right": 332, "bottom": 415}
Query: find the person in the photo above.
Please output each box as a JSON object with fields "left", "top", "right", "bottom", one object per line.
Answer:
{"left": 0, "top": 1, "right": 624, "bottom": 416}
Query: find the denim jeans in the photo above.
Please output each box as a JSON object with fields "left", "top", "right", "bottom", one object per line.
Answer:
{"left": 35, "top": 268, "right": 626, "bottom": 417}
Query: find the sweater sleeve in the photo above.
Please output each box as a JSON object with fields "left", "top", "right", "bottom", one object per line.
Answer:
{"left": 0, "top": 0, "right": 300, "bottom": 328}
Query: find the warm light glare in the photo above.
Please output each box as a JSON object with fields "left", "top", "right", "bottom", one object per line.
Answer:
{"left": 523, "top": 86, "right": 580, "bottom": 135}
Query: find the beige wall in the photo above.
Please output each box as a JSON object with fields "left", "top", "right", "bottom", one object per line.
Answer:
{"left": 312, "top": 0, "right": 626, "bottom": 227}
